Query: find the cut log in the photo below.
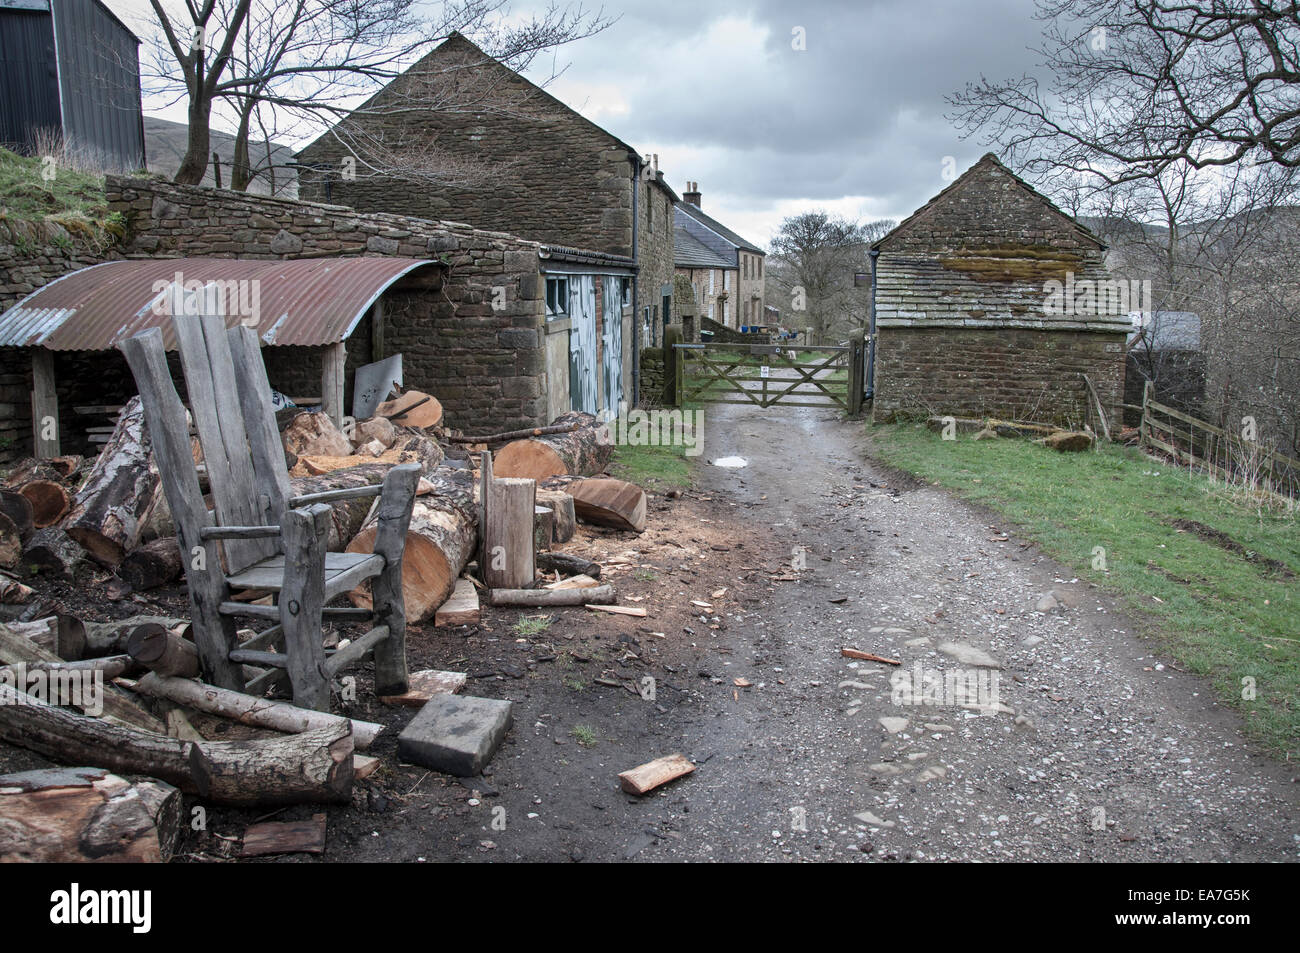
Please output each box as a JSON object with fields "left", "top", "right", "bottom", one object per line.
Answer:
{"left": 0, "top": 682, "right": 354, "bottom": 805}
{"left": 489, "top": 585, "right": 616, "bottom": 607}
{"left": 345, "top": 465, "right": 476, "bottom": 623}
{"left": 0, "top": 489, "right": 34, "bottom": 542}
{"left": 354, "top": 416, "right": 396, "bottom": 448}
{"left": 483, "top": 477, "right": 535, "bottom": 589}
{"left": 136, "top": 475, "right": 174, "bottom": 543}
{"left": 281, "top": 411, "right": 352, "bottom": 459}
{"left": 130, "top": 673, "right": 383, "bottom": 750}
{"left": 241, "top": 814, "right": 327, "bottom": 857}
{"left": 376, "top": 390, "right": 443, "bottom": 429}
{"left": 45, "top": 455, "right": 83, "bottom": 480}
{"left": 536, "top": 552, "right": 601, "bottom": 579}
{"left": 618, "top": 753, "right": 696, "bottom": 795}
{"left": 3, "top": 459, "right": 70, "bottom": 488}
{"left": 0, "top": 512, "right": 21, "bottom": 570}
{"left": 434, "top": 577, "right": 480, "bottom": 627}
{"left": 535, "top": 489, "right": 576, "bottom": 543}
{"left": 126, "top": 623, "right": 200, "bottom": 677}
{"left": 19, "top": 480, "right": 71, "bottom": 529}
{"left": 0, "top": 570, "right": 34, "bottom": 604}
{"left": 22, "top": 527, "right": 88, "bottom": 579}
{"left": 79, "top": 615, "right": 188, "bottom": 657}
{"left": 62, "top": 397, "right": 156, "bottom": 567}
{"left": 0, "top": 767, "right": 181, "bottom": 862}
{"left": 569, "top": 478, "right": 647, "bottom": 533}
{"left": 534, "top": 504, "right": 554, "bottom": 552}
{"left": 492, "top": 411, "right": 612, "bottom": 482}
{"left": 8, "top": 615, "right": 86, "bottom": 661}
{"left": 117, "top": 536, "right": 184, "bottom": 591}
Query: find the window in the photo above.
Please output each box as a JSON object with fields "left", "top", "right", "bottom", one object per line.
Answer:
{"left": 758, "top": 257, "right": 763, "bottom": 278}
{"left": 545, "top": 276, "right": 569, "bottom": 318}
{"left": 744, "top": 255, "right": 749, "bottom": 279}
{"left": 620, "top": 277, "right": 631, "bottom": 308}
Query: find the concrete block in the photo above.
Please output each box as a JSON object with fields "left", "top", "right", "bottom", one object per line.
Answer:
{"left": 397, "top": 694, "right": 513, "bottom": 776}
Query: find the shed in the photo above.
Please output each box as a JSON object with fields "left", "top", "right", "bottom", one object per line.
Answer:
{"left": 0, "top": 257, "right": 443, "bottom": 458}
{"left": 870, "top": 154, "right": 1131, "bottom": 426}
{"left": 0, "top": 0, "right": 145, "bottom": 170}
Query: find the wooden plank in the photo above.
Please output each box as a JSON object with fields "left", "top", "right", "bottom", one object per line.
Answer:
{"left": 379, "top": 668, "right": 467, "bottom": 707}
{"left": 226, "top": 325, "right": 292, "bottom": 525}
{"left": 484, "top": 477, "right": 535, "bottom": 589}
{"left": 618, "top": 753, "right": 695, "bottom": 795}
{"left": 277, "top": 504, "right": 330, "bottom": 711}
{"left": 435, "top": 577, "right": 480, "bottom": 627}
{"left": 31, "top": 350, "right": 59, "bottom": 458}
{"left": 585, "top": 604, "right": 647, "bottom": 617}
{"left": 321, "top": 342, "right": 346, "bottom": 430}
{"left": 119, "top": 328, "right": 244, "bottom": 691}
{"left": 368, "top": 463, "right": 420, "bottom": 696}
{"left": 240, "top": 814, "right": 326, "bottom": 857}
{"left": 225, "top": 551, "right": 378, "bottom": 590}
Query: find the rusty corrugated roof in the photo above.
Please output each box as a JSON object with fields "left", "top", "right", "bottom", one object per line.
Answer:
{"left": 0, "top": 257, "right": 443, "bottom": 350}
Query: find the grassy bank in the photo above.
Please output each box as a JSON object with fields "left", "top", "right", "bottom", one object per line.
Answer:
{"left": 870, "top": 422, "right": 1299, "bottom": 759}
{"left": 609, "top": 440, "right": 692, "bottom": 490}
{"left": 0, "top": 146, "right": 121, "bottom": 248}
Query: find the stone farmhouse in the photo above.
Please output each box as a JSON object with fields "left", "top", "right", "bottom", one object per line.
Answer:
{"left": 673, "top": 183, "right": 767, "bottom": 334}
{"left": 296, "top": 32, "right": 677, "bottom": 420}
{"left": 870, "top": 154, "right": 1129, "bottom": 426}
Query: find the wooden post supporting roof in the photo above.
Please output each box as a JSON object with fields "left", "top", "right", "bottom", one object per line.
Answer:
{"left": 31, "top": 350, "right": 59, "bottom": 459}
{"left": 321, "top": 342, "right": 346, "bottom": 429}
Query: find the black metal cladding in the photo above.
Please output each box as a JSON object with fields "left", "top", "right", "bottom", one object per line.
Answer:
{"left": 0, "top": 0, "right": 144, "bottom": 171}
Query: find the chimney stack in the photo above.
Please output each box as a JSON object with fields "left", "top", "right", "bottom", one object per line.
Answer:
{"left": 683, "top": 181, "right": 702, "bottom": 207}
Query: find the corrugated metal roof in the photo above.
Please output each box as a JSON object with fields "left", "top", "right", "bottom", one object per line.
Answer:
{"left": 0, "top": 257, "right": 443, "bottom": 351}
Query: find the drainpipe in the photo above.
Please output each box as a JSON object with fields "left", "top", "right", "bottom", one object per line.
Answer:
{"left": 630, "top": 153, "right": 640, "bottom": 408}
{"left": 867, "top": 248, "right": 879, "bottom": 399}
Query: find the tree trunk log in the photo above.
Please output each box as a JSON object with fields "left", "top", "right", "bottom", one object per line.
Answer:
{"left": 132, "top": 673, "right": 383, "bottom": 750}
{"left": 569, "top": 478, "right": 648, "bottom": 533}
{"left": 376, "top": 390, "right": 443, "bottom": 429}
{"left": 345, "top": 466, "right": 476, "bottom": 622}
{"left": 0, "top": 489, "right": 35, "bottom": 542}
{"left": 19, "top": 480, "right": 71, "bottom": 529}
{"left": 0, "top": 683, "right": 354, "bottom": 806}
{"left": 536, "top": 552, "right": 601, "bottom": 579}
{"left": 4, "top": 459, "right": 70, "bottom": 488}
{"left": 22, "top": 527, "right": 88, "bottom": 579}
{"left": 281, "top": 411, "right": 352, "bottom": 458}
{"left": 117, "top": 537, "right": 184, "bottom": 591}
{"left": 0, "top": 767, "right": 181, "bottom": 862}
{"left": 126, "top": 624, "right": 199, "bottom": 677}
{"left": 533, "top": 505, "right": 554, "bottom": 553}
{"left": 76, "top": 615, "right": 190, "bottom": 656}
{"left": 7, "top": 615, "right": 86, "bottom": 661}
{"left": 489, "top": 585, "right": 616, "bottom": 607}
{"left": 492, "top": 411, "right": 612, "bottom": 481}
{"left": 0, "top": 512, "right": 21, "bottom": 570}
{"left": 64, "top": 398, "right": 156, "bottom": 567}
{"left": 483, "top": 477, "right": 535, "bottom": 589}
{"left": 535, "top": 490, "right": 576, "bottom": 543}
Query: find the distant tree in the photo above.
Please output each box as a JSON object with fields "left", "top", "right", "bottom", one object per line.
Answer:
{"left": 768, "top": 212, "right": 893, "bottom": 344}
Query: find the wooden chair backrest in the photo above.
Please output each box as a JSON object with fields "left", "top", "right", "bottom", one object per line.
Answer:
{"left": 126, "top": 283, "right": 293, "bottom": 574}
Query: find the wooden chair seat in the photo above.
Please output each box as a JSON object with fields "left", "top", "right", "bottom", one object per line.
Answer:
{"left": 224, "top": 551, "right": 383, "bottom": 596}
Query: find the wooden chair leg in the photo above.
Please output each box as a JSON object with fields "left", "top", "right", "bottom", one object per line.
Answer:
{"left": 370, "top": 463, "right": 420, "bottom": 696}
{"left": 279, "top": 504, "right": 331, "bottom": 711}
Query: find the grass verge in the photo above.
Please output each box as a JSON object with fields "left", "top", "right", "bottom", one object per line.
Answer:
{"left": 609, "top": 440, "right": 692, "bottom": 490}
{"left": 869, "top": 422, "right": 1299, "bottom": 760}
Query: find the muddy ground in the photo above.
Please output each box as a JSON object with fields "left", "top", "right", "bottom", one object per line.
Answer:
{"left": 2, "top": 403, "right": 1296, "bottom": 862}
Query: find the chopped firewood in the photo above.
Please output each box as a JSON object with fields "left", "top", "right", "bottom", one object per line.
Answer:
{"left": 117, "top": 537, "right": 183, "bottom": 591}
{"left": 376, "top": 390, "right": 443, "bottom": 429}
{"left": 0, "top": 489, "right": 35, "bottom": 542}
{"left": 240, "top": 814, "right": 327, "bottom": 857}
{"left": 281, "top": 411, "right": 352, "bottom": 458}
{"left": 490, "top": 585, "right": 616, "bottom": 607}
{"left": 483, "top": 476, "right": 536, "bottom": 589}
{"left": 585, "top": 604, "right": 647, "bottom": 618}
{"left": 841, "top": 648, "right": 901, "bottom": 666}
{"left": 126, "top": 623, "right": 199, "bottom": 678}
{"left": 19, "top": 480, "right": 71, "bottom": 529}
{"left": 535, "top": 489, "right": 576, "bottom": 542}
{"left": 544, "top": 573, "right": 600, "bottom": 590}
{"left": 434, "top": 577, "right": 480, "bottom": 627}
{"left": 569, "top": 478, "right": 647, "bottom": 533}
{"left": 353, "top": 754, "right": 381, "bottom": 780}
{"left": 378, "top": 669, "right": 467, "bottom": 708}
{"left": 536, "top": 551, "right": 600, "bottom": 578}
{"left": 353, "top": 416, "right": 396, "bottom": 448}
{"left": 618, "top": 753, "right": 696, "bottom": 795}
{"left": 0, "top": 768, "right": 181, "bottom": 862}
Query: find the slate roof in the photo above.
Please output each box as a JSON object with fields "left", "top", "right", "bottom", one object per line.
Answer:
{"left": 674, "top": 228, "right": 734, "bottom": 270}
{"left": 675, "top": 202, "right": 765, "bottom": 255}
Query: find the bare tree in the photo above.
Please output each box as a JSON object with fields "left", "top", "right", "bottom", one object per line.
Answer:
{"left": 768, "top": 213, "right": 893, "bottom": 345}
{"left": 143, "top": 0, "right": 611, "bottom": 189}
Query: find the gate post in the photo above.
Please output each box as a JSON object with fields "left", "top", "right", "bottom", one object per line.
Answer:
{"left": 664, "top": 325, "right": 682, "bottom": 406}
{"left": 848, "top": 329, "right": 865, "bottom": 416}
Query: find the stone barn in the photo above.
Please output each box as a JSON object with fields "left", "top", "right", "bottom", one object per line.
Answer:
{"left": 870, "top": 154, "right": 1130, "bottom": 426}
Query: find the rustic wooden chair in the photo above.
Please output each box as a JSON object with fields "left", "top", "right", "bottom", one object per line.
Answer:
{"left": 119, "top": 283, "right": 420, "bottom": 711}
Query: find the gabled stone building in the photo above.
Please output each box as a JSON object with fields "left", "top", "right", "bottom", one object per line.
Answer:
{"left": 673, "top": 183, "right": 766, "bottom": 332}
{"left": 296, "top": 32, "right": 677, "bottom": 415}
{"left": 870, "top": 154, "right": 1129, "bottom": 426}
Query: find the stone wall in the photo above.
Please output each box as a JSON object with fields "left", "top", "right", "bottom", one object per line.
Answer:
{"left": 872, "top": 327, "right": 1126, "bottom": 426}
{"left": 636, "top": 177, "right": 677, "bottom": 348}
{"left": 639, "top": 346, "right": 665, "bottom": 406}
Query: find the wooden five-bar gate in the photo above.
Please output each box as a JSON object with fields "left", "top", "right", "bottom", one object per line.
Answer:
{"left": 669, "top": 329, "right": 866, "bottom": 415}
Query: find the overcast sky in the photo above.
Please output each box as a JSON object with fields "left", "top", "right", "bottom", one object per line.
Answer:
{"left": 104, "top": 0, "right": 1045, "bottom": 249}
